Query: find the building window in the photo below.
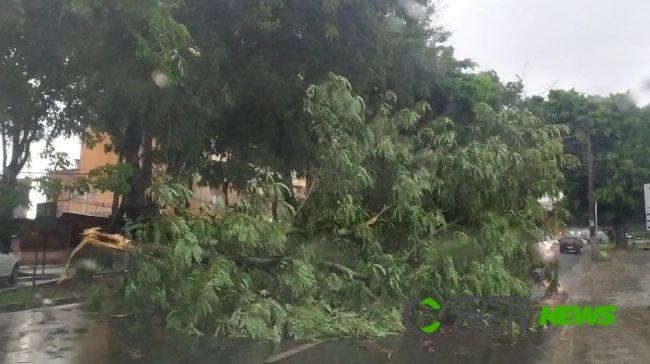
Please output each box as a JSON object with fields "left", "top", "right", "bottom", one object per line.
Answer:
{"left": 69, "top": 190, "right": 85, "bottom": 199}
{"left": 210, "top": 194, "right": 225, "bottom": 207}
{"left": 92, "top": 189, "right": 101, "bottom": 197}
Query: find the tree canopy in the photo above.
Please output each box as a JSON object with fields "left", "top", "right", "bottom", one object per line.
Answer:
{"left": 0, "top": 0, "right": 83, "bottom": 247}
{"left": 539, "top": 89, "right": 650, "bottom": 247}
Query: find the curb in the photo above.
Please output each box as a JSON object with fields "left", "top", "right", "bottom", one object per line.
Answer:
{"left": 0, "top": 296, "right": 83, "bottom": 314}
{"left": 18, "top": 272, "right": 60, "bottom": 279}
{"left": 536, "top": 250, "right": 590, "bottom": 363}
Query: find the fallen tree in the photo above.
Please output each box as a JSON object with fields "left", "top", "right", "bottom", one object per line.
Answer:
{"left": 60, "top": 227, "right": 371, "bottom": 282}
{"left": 56, "top": 75, "right": 570, "bottom": 341}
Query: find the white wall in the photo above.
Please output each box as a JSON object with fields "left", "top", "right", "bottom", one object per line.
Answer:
{"left": 12, "top": 205, "right": 28, "bottom": 219}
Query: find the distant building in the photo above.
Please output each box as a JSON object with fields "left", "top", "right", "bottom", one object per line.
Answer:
{"left": 48, "top": 131, "right": 307, "bottom": 217}
{"left": 538, "top": 194, "right": 559, "bottom": 212}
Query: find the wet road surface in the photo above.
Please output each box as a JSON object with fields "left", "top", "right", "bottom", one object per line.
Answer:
{"left": 549, "top": 248, "right": 650, "bottom": 363}
{"left": 557, "top": 250, "right": 582, "bottom": 276}
{"left": 0, "top": 252, "right": 584, "bottom": 364}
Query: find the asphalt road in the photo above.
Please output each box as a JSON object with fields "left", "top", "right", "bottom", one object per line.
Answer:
{"left": 557, "top": 250, "right": 583, "bottom": 276}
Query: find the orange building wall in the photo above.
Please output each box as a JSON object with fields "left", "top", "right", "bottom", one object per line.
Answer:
{"left": 51, "top": 132, "right": 307, "bottom": 217}
{"left": 50, "top": 167, "right": 114, "bottom": 217}
{"left": 78, "top": 134, "right": 118, "bottom": 216}
{"left": 50, "top": 134, "right": 116, "bottom": 216}
{"left": 79, "top": 136, "right": 119, "bottom": 170}
{"left": 49, "top": 169, "right": 85, "bottom": 216}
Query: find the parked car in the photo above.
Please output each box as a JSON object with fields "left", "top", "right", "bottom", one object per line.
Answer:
{"left": 559, "top": 236, "right": 584, "bottom": 254}
{"left": 0, "top": 244, "right": 19, "bottom": 285}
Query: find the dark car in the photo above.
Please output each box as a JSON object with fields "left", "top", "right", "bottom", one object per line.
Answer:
{"left": 559, "top": 237, "right": 584, "bottom": 254}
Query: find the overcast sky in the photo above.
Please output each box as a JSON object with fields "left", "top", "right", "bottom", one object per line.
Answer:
{"left": 10, "top": 0, "right": 650, "bottom": 217}
{"left": 438, "top": 0, "right": 650, "bottom": 104}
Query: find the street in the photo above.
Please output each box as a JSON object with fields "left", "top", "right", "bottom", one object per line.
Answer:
{"left": 0, "top": 252, "right": 585, "bottom": 364}
{"left": 544, "top": 247, "right": 650, "bottom": 364}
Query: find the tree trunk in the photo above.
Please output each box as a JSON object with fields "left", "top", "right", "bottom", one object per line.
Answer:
{"left": 109, "top": 151, "right": 124, "bottom": 228}
{"left": 613, "top": 223, "right": 628, "bottom": 249}
{"left": 0, "top": 168, "right": 19, "bottom": 249}
{"left": 186, "top": 177, "right": 193, "bottom": 208}
{"left": 222, "top": 179, "right": 229, "bottom": 206}
{"left": 280, "top": 171, "right": 296, "bottom": 206}
{"left": 120, "top": 112, "right": 157, "bottom": 220}
{"left": 0, "top": 209, "right": 13, "bottom": 249}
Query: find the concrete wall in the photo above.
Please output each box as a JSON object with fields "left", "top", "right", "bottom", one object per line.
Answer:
{"left": 11, "top": 179, "right": 31, "bottom": 218}
{"left": 12, "top": 229, "right": 70, "bottom": 265}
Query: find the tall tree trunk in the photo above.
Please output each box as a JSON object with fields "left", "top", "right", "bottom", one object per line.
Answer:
{"left": 1, "top": 124, "right": 32, "bottom": 249}
{"left": 613, "top": 223, "right": 628, "bottom": 249}
{"left": 186, "top": 177, "right": 193, "bottom": 208}
{"left": 122, "top": 114, "right": 144, "bottom": 220}
{"left": 222, "top": 178, "right": 229, "bottom": 206}
{"left": 1, "top": 154, "right": 21, "bottom": 249}
{"left": 110, "top": 192, "right": 120, "bottom": 220}
{"left": 280, "top": 171, "right": 296, "bottom": 207}
{"left": 0, "top": 199, "right": 14, "bottom": 249}
{"left": 120, "top": 111, "right": 156, "bottom": 220}
{"left": 109, "top": 152, "right": 124, "bottom": 231}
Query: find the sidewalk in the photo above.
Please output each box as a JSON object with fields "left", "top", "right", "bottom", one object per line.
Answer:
{"left": 19, "top": 265, "right": 70, "bottom": 277}
{"left": 547, "top": 248, "right": 650, "bottom": 363}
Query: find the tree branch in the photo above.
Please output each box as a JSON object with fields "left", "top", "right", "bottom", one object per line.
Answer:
{"left": 0, "top": 125, "right": 7, "bottom": 171}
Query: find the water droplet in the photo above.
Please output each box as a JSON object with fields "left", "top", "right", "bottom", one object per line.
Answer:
{"left": 398, "top": 0, "right": 426, "bottom": 20}
{"left": 151, "top": 70, "right": 169, "bottom": 88}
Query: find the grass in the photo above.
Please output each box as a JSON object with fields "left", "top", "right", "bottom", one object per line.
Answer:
{"left": 631, "top": 240, "right": 650, "bottom": 250}
{"left": 599, "top": 244, "right": 614, "bottom": 252}
{"left": 595, "top": 241, "right": 650, "bottom": 260}
{"left": 0, "top": 279, "right": 88, "bottom": 308}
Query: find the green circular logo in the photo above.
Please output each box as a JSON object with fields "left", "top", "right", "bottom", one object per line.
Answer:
{"left": 418, "top": 297, "right": 441, "bottom": 333}
{"left": 403, "top": 297, "right": 443, "bottom": 334}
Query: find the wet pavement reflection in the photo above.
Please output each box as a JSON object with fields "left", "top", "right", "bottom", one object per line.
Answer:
{"left": 0, "top": 252, "right": 584, "bottom": 364}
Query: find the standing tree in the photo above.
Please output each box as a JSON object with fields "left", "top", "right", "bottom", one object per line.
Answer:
{"left": 64, "top": 0, "right": 454, "bottom": 222}
{"left": 58, "top": 0, "right": 190, "bottom": 220}
{"left": 0, "top": 0, "right": 80, "bottom": 247}
{"left": 541, "top": 89, "right": 650, "bottom": 247}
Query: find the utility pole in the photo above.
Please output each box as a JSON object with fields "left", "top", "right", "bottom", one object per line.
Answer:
{"left": 585, "top": 118, "right": 597, "bottom": 261}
